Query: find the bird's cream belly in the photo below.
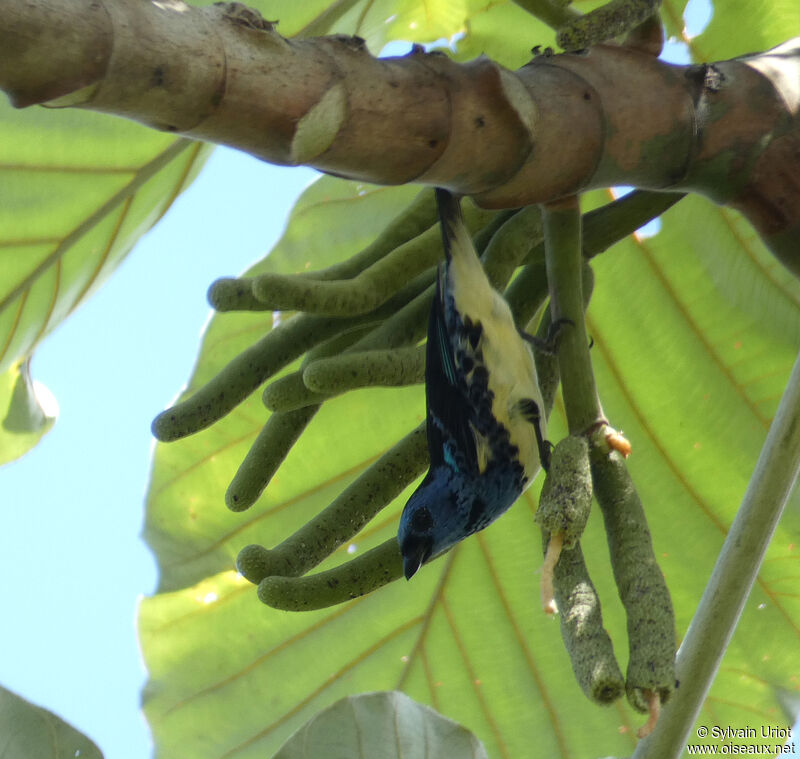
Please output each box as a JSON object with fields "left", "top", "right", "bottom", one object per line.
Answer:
{"left": 446, "top": 244, "right": 545, "bottom": 483}
{"left": 474, "top": 303, "right": 545, "bottom": 485}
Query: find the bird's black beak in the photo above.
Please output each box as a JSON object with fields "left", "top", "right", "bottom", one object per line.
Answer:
{"left": 403, "top": 553, "right": 424, "bottom": 581}
{"left": 401, "top": 534, "right": 433, "bottom": 580}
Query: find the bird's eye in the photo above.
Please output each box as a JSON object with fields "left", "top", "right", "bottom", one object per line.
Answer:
{"left": 411, "top": 506, "right": 434, "bottom": 532}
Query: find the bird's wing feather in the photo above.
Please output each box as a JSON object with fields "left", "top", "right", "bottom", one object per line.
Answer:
{"left": 424, "top": 269, "right": 480, "bottom": 474}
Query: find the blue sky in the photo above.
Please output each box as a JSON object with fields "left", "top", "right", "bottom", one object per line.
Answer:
{"left": 0, "top": 147, "right": 317, "bottom": 757}
{"left": 2, "top": 1, "right": 797, "bottom": 756}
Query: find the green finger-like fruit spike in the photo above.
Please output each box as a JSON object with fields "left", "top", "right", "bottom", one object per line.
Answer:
{"left": 263, "top": 373, "right": 328, "bottom": 412}
{"left": 582, "top": 191, "right": 683, "bottom": 259}
{"left": 303, "top": 346, "right": 425, "bottom": 394}
{"left": 151, "top": 311, "right": 369, "bottom": 442}
{"left": 242, "top": 424, "right": 427, "bottom": 581}
{"left": 207, "top": 277, "right": 272, "bottom": 311}
{"left": 351, "top": 284, "right": 433, "bottom": 352}
{"left": 257, "top": 538, "right": 403, "bottom": 611}
{"left": 481, "top": 206, "right": 543, "bottom": 290}
{"left": 510, "top": 192, "right": 683, "bottom": 306}
{"left": 472, "top": 208, "right": 517, "bottom": 254}
{"left": 152, "top": 274, "right": 429, "bottom": 444}
{"left": 226, "top": 405, "right": 319, "bottom": 512}
{"left": 556, "top": 0, "right": 661, "bottom": 51}
{"left": 295, "top": 188, "right": 438, "bottom": 282}
{"left": 303, "top": 323, "right": 377, "bottom": 361}
{"left": 545, "top": 535, "right": 625, "bottom": 704}
{"left": 533, "top": 310, "right": 560, "bottom": 417}
{"left": 505, "top": 256, "right": 547, "bottom": 326}
{"left": 536, "top": 435, "right": 592, "bottom": 548}
{"left": 339, "top": 208, "right": 527, "bottom": 359}
{"left": 505, "top": 190, "right": 684, "bottom": 344}
{"left": 250, "top": 203, "right": 496, "bottom": 316}
{"left": 229, "top": 317, "right": 384, "bottom": 512}
{"left": 537, "top": 432, "right": 592, "bottom": 617}
{"left": 590, "top": 445, "right": 676, "bottom": 712}
{"left": 154, "top": 252, "right": 438, "bottom": 443}
{"left": 262, "top": 325, "right": 376, "bottom": 412}
{"left": 236, "top": 543, "right": 271, "bottom": 584}
{"left": 340, "top": 215, "right": 528, "bottom": 361}
{"left": 261, "top": 273, "right": 436, "bottom": 415}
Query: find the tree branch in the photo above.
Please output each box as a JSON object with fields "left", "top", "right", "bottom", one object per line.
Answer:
{"left": 2, "top": 0, "right": 797, "bottom": 264}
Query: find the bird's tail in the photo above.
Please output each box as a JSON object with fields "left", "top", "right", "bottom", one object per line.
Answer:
{"left": 435, "top": 188, "right": 467, "bottom": 264}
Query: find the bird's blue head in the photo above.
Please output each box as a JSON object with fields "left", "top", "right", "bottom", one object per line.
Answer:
{"left": 398, "top": 467, "right": 473, "bottom": 581}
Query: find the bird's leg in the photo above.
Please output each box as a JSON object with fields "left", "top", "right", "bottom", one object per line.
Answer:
{"left": 517, "top": 398, "right": 552, "bottom": 471}
{"left": 519, "top": 317, "right": 574, "bottom": 356}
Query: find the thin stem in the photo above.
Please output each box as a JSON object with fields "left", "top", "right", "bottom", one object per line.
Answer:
{"left": 633, "top": 347, "right": 800, "bottom": 759}
{"left": 542, "top": 197, "right": 603, "bottom": 434}
{"left": 583, "top": 191, "right": 684, "bottom": 259}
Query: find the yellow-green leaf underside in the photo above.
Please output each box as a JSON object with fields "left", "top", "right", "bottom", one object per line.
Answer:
{"left": 140, "top": 2, "right": 800, "bottom": 757}
{"left": 140, "top": 176, "right": 800, "bottom": 758}
{"left": 0, "top": 99, "right": 210, "bottom": 462}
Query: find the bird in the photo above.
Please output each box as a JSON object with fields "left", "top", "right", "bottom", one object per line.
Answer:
{"left": 398, "top": 188, "right": 553, "bottom": 580}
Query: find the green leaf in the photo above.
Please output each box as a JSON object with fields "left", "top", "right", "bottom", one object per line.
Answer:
{"left": 452, "top": 3, "right": 553, "bottom": 68}
{"left": 142, "top": 177, "right": 422, "bottom": 594}
{"left": 223, "top": 0, "right": 470, "bottom": 49}
{"left": 315, "top": 0, "right": 468, "bottom": 49}
{"left": 661, "top": 0, "right": 691, "bottom": 42}
{"left": 694, "top": 0, "right": 800, "bottom": 61}
{"left": 0, "top": 98, "right": 211, "bottom": 459}
{"left": 0, "top": 684, "right": 103, "bottom": 759}
{"left": 140, "top": 176, "right": 800, "bottom": 758}
{"left": 140, "top": 4, "right": 800, "bottom": 756}
{"left": 192, "top": 0, "right": 342, "bottom": 38}
{"left": 240, "top": 0, "right": 553, "bottom": 55}
{"left": 0, "top": 359, "right": 57, "bottom": 465}
{"left": 273, "top": 691, "right": 488, "bottom": 758}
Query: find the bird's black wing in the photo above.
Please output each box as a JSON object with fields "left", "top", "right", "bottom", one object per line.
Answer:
{"left": 424, "top": 269, "right": 480, "bottom": 475}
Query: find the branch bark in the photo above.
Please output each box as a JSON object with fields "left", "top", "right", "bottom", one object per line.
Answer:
{"left": 1, "top": 0, "right": 798, "bottom": 267}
